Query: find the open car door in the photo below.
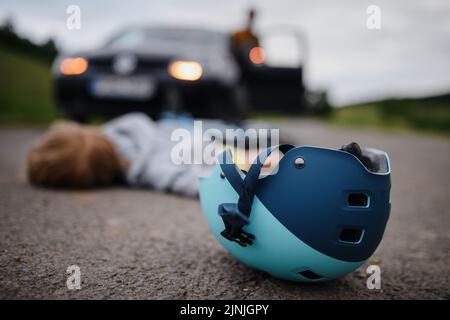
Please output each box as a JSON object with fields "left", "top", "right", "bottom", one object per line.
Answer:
{"left": 241, "top": 26, "right": 307, "bottom": 113}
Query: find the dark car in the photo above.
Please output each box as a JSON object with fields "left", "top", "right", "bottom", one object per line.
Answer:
{"left": 52, "top": 26, "right": 246, "bottom": 122}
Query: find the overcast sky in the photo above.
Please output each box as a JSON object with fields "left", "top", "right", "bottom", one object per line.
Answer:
{"left": 1, "top": 0, "right": 449, "bottom": 106}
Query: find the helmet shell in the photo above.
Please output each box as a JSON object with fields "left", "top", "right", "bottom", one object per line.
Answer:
{"left": 199, "top": 146, "right": 391, "bottom": 282}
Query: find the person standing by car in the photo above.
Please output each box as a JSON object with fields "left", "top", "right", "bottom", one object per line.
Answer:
{"left": 230, "top": 8, "right": 261, "bottom": 69}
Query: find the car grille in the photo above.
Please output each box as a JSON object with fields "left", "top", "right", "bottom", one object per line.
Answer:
{"left": 88, "top": 56, "right": 169, "bottom": 74}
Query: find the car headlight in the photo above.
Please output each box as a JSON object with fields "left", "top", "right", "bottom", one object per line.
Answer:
{"left": 60, "top": 57, "right": 88, "bottom": 75}
{"left": 168, "top": 61, "right": 203, "bottom": 81}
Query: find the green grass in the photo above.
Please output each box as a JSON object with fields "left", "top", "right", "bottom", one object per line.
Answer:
{"left": 0, "top": 47, "right": 59, "bottom": 124}
{"left": 328, "top": 97, "right": 450, "bottom": 136}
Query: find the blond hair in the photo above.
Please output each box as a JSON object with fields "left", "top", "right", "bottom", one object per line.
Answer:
{"left": 27, "top": 121, "right": 125, "bottom": 188}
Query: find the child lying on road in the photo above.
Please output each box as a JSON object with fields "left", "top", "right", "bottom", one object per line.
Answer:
{"left": 27, "top": 113, "right": 282, "bottom": 197}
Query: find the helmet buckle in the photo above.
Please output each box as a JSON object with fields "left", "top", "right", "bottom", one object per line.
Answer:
{"left": 218, "top": 203, "right": 255, "bottom": 247}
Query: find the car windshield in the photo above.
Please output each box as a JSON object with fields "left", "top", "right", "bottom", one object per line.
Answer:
{"left": 106, "top": 27, "right": 226, "bottom": 51}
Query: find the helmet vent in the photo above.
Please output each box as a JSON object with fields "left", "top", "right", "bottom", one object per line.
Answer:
{"left": 298, "top": 270, "right": 323, "bottom": 280}
{"left": 348, "top": 193, "right": 369, "bottom": 207}
{"left": 339, "top": 228, "right": 364, "bottom": 243}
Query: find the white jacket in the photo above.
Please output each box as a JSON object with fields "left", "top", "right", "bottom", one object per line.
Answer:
{"left": 103, "top": 113, "right": 214, "bottom": 197}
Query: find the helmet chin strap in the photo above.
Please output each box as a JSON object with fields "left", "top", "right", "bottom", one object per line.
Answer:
{"left": 217, "top": 144, "right": 295, "bottom": 247}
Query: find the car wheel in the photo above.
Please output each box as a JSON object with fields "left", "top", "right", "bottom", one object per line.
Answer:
{"left": 233, "top": 85, "right": 251, "bottom": 120}
{"left": 211, "top": 86, "right": 250, "bottom": 124}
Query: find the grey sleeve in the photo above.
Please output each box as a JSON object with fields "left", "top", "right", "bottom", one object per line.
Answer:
{"left": 103, "top": 112, "right": 213, "bottom": 197}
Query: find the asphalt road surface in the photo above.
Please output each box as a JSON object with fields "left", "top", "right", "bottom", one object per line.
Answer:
{"left": 0, "top": 120, "right": 449, "bottom": 299}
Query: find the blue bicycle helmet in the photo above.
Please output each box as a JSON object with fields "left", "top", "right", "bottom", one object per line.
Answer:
{"left": 199, "top": 143, "right": 391, "bottom": 282}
